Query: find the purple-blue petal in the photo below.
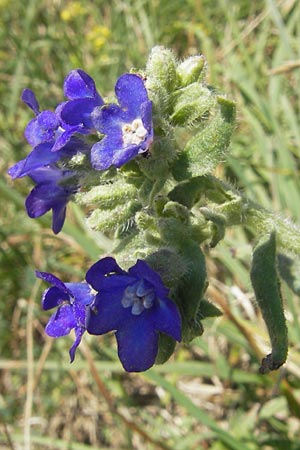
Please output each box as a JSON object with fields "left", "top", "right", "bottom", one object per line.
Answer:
{"left": 51, "top": 203, "right": 67, "bottom": 234}
{"left": 37, "top": 110, "right": 59, "bottom": 130}
{"left": 60, "top": 98, "right": 101, "bottom": 129}
{"left": 91, "top": 137, "right": 140, "bottom": 170}
{"left": 41, "top": 286, "right": 69, "bottom": 310}
{"left": 90, "top": 136, "right": 122, "bottom": 170}
{"left": 28, "top": 166, "right": 73, "bottom": 185}
{"left": 24, "top": 111, "right": 59, "bottom": 147}
{"left": 7, "top": 143, "right": 60, "bottom": 179}
{"left": 65, "top": 283, "right": 94, "bottom": 306}
{"left": 115, "top": 74, "right": 149, "bottom": 117}
{"left": 36, "top": 270, "right": 71, "bottom": 294}
{"left": 115, "top": 318, "right": 159, "bottom": 372}
{"left": 86, "top": 288, "right": 128, "bottom": 335}
{"left": 129, "top": 260, "right": 169, "bottom": 299}
{"left": 24, "top": 118, "right": 41, "bottom": 146}
{"left": 45, "top": 304, "right": 76, "bottom": 337}
{"left": 25, "top": 182, "right": 69, "bottom": 219}
{"left": 73, "top": 302, "right": 87, "bottom": 328}
{"left": 7, "top": 159, "right": 27, "bottom": 179}
{"left": 51, "top": 125, "right": 84, "bottom": 152}
{"left": 140, "top": 101, "right": 153, "bottom": 134}
{"left": 69, "top": 326, "right": 85, "bottom": 362}
{"left": 97, "top": 275, "right": 136, "bottom": 292}
{"left": 150, "top": 297, "right": 181, "bottom": 342}
{"left": 112, "top": 144, "right": 142, "bottom": 168}
{"left": 92, "top": 104, "right": 129, "bottom": 134}
{"left": 21, "top": 89, "right": 40, "bottom": 115}
{"left": 85, "top": 256, "right": 125, "bottom": 290}
{"left": 64, "top": 69, "right": 103, "bottom": 101}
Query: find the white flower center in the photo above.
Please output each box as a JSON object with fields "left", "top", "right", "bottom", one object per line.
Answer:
{"left": 122, "top": 118, "right": 148, "bottom": 146}
{"left": 121, "top": 279, "right": 155, "bottom": 315}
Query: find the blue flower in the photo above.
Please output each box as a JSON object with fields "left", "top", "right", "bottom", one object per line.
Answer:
{"left": 25, "top": 165, "right": 79, "bottom": 234}
{"left": 58, "top": 69, "right": 104, "bottom": 134}
{"left": 86, "top": 257, "right": 181, "bottom": 372}
{"left": 91, "top": 74, "right": 153, "bottom": 170}
{"left": 8, "top": 89, "right": 86, "bottom": 179}
{"left": 36, "top": 270, "right": 95, "bottom": 362}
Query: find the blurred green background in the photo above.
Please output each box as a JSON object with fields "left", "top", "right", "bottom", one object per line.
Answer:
{"left": 1, "top": 0, "right": 300, "bottom": 448}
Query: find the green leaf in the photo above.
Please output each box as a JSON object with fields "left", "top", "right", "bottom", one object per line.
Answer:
{"left": 155, "top": 333, "right": 176, "bottom": 365}
{"left": 172, "top": 96, "right": 236, "bottom": 180}
{"left": 176, "top": 240, "right": 207, "bottom": 342}
{"left": 250, "top": 232, "right": 288, "bottom": 373}
{"left": 198, "top": 299, "right": 223, "bottom": 319}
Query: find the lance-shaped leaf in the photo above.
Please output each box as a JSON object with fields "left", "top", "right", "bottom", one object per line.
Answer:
{"left": 250, "top": 232, "right": 288, "bottom": 373}
{"left": 176, "top": 240, "right": 207, "bottom": 342}
{"left": 155, "top": 333, "right": 177, "bottom": 365}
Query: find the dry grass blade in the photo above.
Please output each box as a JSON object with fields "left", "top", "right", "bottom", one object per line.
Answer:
{"left": 268, "top": 59, "right": 300, "bottom": 74}
{"left": 207, "top": 283, "right": 264, "bottom": 361}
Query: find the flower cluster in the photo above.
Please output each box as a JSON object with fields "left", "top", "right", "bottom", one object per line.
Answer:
{"left": 8, "top": 71, "right": 153, "bottom": 233}
{"left": 9, "top": 48, "right": 241, "bottom": 373}
{"left": 38, "top": 257, "right": 181, "bottom": 372}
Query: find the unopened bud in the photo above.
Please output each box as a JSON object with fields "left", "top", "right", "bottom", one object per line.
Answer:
{"left": 177, "top": 55, "right": 206, "bottom": 86}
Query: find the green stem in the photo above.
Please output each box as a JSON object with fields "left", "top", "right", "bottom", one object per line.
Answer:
{"left": 204, "top": 176, "right": 300, "bottom": 256}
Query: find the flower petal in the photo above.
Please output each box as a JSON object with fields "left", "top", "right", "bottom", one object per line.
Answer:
{"left": 51, "top": 203, "right": 67, "bottom": 234}
{"left": 45, "top": 304, "right": 76, "bottom": 337}
{"left": 92, "top": 104, "right": 129, "bottom": 134}
{"left": 129, "top": 260, "right": 169, "bottom": 299}
{"left": 64, "top": 69, "right": 100, "bottom": 100}
{"left": 66, "top": 283, "right": 94, "bottom": 306}
{"left": 25, "top": 183, "right": 68, "bottom": 219}
{"left": 91, "top": 136, "right": 139, "bottom": 170}
{"left": 140, "top": 100, "right": 153, "bottom": 133}
{"left": 85, "top": 257, "right": 125, "bottom": 290}
{"left": 51, "top": 125, "right": 84, "bottom": 152}
{"left": 115, "top": 318, "right": 159, "bottom": 372}
{"left": 25, "top": 184, "right": 54, "bottom": 218}
{"left": 150, "top": 297, "right": 181, "bottom": 342}
{"left": 7, "top": 143, "right": 60, "bottom": 179}
{"left": 98, "top": 275, "right": 136, "bottom": 292}
{"left": 112, "top": 144, "right": 142, "bottom": 168}
{"left": 73, "top": 301, "right": 87, "bottom": 328}
{"left": 40, "top": 286, "right": 69, "bottom": 310}
{"left": 21, "top": 89, "right": 40, "bottom": 115}
{"left": 69, "top": 326, "right": 85, "bottom": 362}
{"left": 36, "top": 270, "right": 71, "bottom": 293}
{"left": 86, "top": 288, "right": 128, "bottom": 335}
{"left": 28, "top": 166, "right": 73, "bottom": 185}
{"left": 90, "top": 136, "right": 120, "bottom": 170}
{"left": 115, "top": 74, "right": 149, "bottom": 117}
{"left": 60, "top": 98, "right": 101, "bottom": 129}
{"left": 24, "top": 111, "right": 59, "bottom": 147}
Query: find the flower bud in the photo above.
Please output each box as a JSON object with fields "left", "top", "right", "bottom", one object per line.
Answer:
{"left": 86, "top": 201, "right": 140, "bottom": 233}
{"left": 170, "top": 83, "right": 216, "bottom": 127}
{"left": 146, "top": 46, "right": 178, "bottom": 94}
{"left": 76, "top": 179, "right": 137, "bottom": 209}
{"left": 176, "top": 55, "right": 206, "bottom": 86}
